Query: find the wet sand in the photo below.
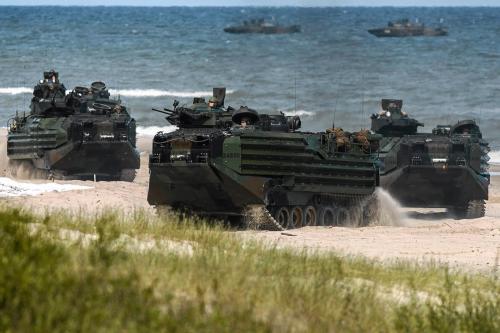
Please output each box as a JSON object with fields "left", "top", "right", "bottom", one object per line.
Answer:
{"left": 1, "top": 128, "right": 499, "bottom": 272}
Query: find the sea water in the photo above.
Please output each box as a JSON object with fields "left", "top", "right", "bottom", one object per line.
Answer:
{"left": 0, "top": 6, "right": 499, "bottom": 154}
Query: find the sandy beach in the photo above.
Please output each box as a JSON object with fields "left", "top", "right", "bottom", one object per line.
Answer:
{"left": 1, "top": 128, "right": 499, "bottom": 272}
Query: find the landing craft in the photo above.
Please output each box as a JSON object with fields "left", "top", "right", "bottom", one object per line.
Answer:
{"left": 372, "top": 99, "right": 489, "bottom": 218}
{"left": 7, "top": 71, "right": 140, "bottom": 180}
{"left": 224, "top": 19, "right": 301, "bottom": 34}
{"left": 368, "top": 18, "right": 448, "bottom": 37}
{"left": 147, "top": 88, "right": 380, "bottom": 229}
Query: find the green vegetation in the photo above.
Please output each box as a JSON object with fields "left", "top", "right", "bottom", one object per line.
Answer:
{"left": 0, "top": 205, "right": 498, "bottom": 332}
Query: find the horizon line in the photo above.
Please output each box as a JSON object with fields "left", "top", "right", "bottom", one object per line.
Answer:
{"left": 1, "top": 5, "right": 500, "bottom": 8}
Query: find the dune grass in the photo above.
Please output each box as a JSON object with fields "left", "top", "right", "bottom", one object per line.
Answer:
{"left": 0, "top": 205, "right": 498, "bottom": 332}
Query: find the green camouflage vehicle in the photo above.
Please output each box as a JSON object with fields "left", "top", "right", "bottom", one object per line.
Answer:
{"left": 148, "top": 88, "right": 380, "bottom": 229}
{"left": 7, "top": 71, "right": 140, "bottom": 180}
{"left": 372, "top": 99, "right": 489, "bottom": 218}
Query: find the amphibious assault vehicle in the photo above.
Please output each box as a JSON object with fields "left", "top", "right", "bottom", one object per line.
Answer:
{"left": 372, "top": 99, "right": 489, "bottom": 218}
{"left": 7, "top": 71, "right": 140, "bottom": 180}
{"left": 368, "top": 18, "right": 447, "bottom": 37}
{"left": 148, "top": 88, "right": 380, "bottom": 229}
{"left": 224, "top": 19, "right": 301, "bottom": 34}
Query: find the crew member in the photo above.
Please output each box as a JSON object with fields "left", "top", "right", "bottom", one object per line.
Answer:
{"left": 240, "top": 116, "right": 251, "bottom": 128}
{"left": 208, "top": 97, "right": 219, "bottom": 109}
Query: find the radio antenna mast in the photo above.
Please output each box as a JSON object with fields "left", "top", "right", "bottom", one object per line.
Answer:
{"left": 333, "top": 90, "right": 338, "bottom": 129}
{"left": 294, "top": 75, "right": 297, "bottom": 113}
{"left": 360, "top": 75, "right": 366, "bottom": 127}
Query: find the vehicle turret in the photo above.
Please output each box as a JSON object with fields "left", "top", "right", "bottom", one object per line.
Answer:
{"left": 152, "top": 88, "right": 235, "bottom": 129}
{"left": 371, "top": 99, "right": 423, "bottom": 136}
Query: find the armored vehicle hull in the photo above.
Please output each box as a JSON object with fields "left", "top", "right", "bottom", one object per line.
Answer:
{"left": 8, "top": 114, "right": 139, "bottom": 180}
{"left": 368, "top": 19, "right": 447, "bottom": 37}
{"left": 379, "top": 134, "right": 489, "bottom": 212}
{"left": 149, "top": 129, "right": 377, "bottom": 217}
{"left": 368, "top": 27, "right": 447, "bottom": 37}
{"left": 372, "top": 100, "right": 489, "bottom": 218}
{"left": 381, "top": 165, "right": 487, "bottom": 209}
{"left": 224, "top": 25, "right": 301, "bottom": 34}
{"left": 224, "top": 19, "right": 300, "bottom": 34}
{"left": 148, "top": 89, "right": 379, "bottom": 229}
{"left": 7, "top": 75, "right": 140, "bottom": 180}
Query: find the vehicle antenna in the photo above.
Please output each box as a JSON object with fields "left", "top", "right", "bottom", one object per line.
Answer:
{"left": 333, "top": 90, "right": 338, "bottom": 129}
{"left": 23, "top": 65, "right": 28, "bottom": 112}
{"left": 360, "top": 75, "right": 365, "bottom": 127}
{"left": 294, "top": 75, "right": 297, "bottom": 114}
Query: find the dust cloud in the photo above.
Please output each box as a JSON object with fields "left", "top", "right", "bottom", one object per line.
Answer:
{"left": 0, "top": 130, "right": 7, "bottom": 177}
{"left": 370, "top": 188, "right": 407, "bottom": 226}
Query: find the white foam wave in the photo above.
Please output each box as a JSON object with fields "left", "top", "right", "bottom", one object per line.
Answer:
{"left": 136, "top": 125, "right": 177, "bottom": 136}
{"left": 489, "top": 150, "right": 500, "bottom": 165}
{"left": 0, "top": 87, "right": 32, "bottom": 95}
{"left": 282, "top": 110, "right": 316, "bottom": 117}
{"left": 109, "top": 89, "right": 235, "bottom": 98}
{"left": 0, "top": 87, "right": 235, "bottom": 98}
{"left": 0, "top": 177, "right": 92, "bottom": 197}
{"left": 488, "top": 150, "right": 500, "bottom": 164}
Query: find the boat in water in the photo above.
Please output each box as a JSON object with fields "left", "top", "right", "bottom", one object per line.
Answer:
{"left": 224, "top": 19, "right": 301, "bottom": 34}
{"left": 368, "top": 19, "right": 447, "bottom": 37}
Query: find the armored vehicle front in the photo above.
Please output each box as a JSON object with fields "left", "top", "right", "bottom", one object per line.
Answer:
{"left": 148, "top": 88, "right": 380, "bottom": 229}
{"left": 7, "top": 71, "right": 140, "bottom": 180}
{"left": 372, "top": 99, "right": 489, "bottom": 218}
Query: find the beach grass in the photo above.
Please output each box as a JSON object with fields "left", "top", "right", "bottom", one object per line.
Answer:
{"left": 0, "top": 205, "right": 498, "bottom": 332}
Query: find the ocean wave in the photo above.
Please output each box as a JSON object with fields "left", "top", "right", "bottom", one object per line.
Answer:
{"left": 0, "top": 87, "right": 235, "bottom": 98}
{"left": 0, "top": 87, "right": 32, "bottom": 95}
{"left": 282, "top": 110, "right": 316, "bottom": 117}
{"left": 489, "top": 150, "right": 500, "bottom": 165}
{"left": 136, "top": 125, "right": 177, "bottom": 136}
{"left": 109, "top": 89, "right": 235, "bottom": 98}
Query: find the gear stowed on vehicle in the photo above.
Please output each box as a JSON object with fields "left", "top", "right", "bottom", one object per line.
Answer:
{"left": 148, "top": 88, "right": 381, "bottom": 229}
{"left": 372, "top": 99, "right": 490, "bottom": 218}
{"left": 7, "top": 71, "right": 140, "bottom": 180}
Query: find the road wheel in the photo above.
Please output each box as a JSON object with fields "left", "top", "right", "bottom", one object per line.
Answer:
{"left": 359, "top": 196, "right": 378, "bottom": 226}
{"left": 319, "top": 206, "right": 335, "bottom": 226}
{"left": 274, "top": 207, "right": 291, "bottom": 229}
{"left": 304, "top": 206, "right": 317, "bottom": 226}
{"left": 335, "top": 208, "right": 349, "bottom": 226}
{"left": 291, "top": 206, "right": 304, "bottom": 228}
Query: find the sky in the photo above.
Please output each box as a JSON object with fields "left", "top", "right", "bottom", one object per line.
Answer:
{"left": 0, "top": 1, "right": 499, "bottom": 6}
